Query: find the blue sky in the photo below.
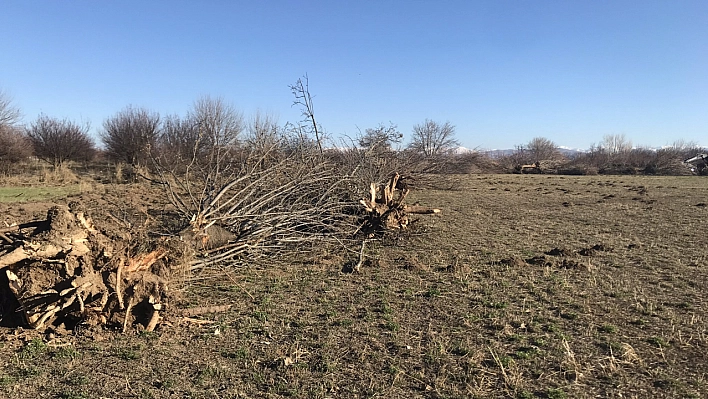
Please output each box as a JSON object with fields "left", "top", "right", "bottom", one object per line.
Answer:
{"left": 1, "top": 1, "right": 706, "bottom": 150}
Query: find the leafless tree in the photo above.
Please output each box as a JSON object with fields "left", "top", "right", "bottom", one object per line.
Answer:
{"left": 158, "top": 114, "right": 202, "bottom": 167}
{"left": 358, "top": 123, "right": 403, "bottom": 154}
{"left": 245, "top": 111, "right": 281, "bottom": 156}
{"left": 527, "top": 137, "right": 561, "bottom": 162}
{"left": 190, "top": 96, "right": 243, "bottom": 150}
{"left": 290, "top": 74, "right": 324, "bottom": 155}
{"left": 0, "top": 90, "right": 30, "bottom": 172}
{"left": 0, "top": 127, "right": 32, "bottom": 174}
{"left": 497, "top": 144, "right": 529, "bottom": 171}
{"left": 408, "top": 119, "right": 459, "bottom": 158}
{"left": 601, "top": 134, "right": 632, "bottom": 155}
{"left": 0, "top": 89, "right": 21, "bottom": 128}
{"left": 25, "top": 115, "right": 95, "bottom": 167}
{"left": 102, "top": 106, "right": 161, "bottom": 167}
{"left": 331, "top": 123, "right": 412, "bottom": 198}
{"left": 665, "top": 139, "right": 703, "bottom": 160}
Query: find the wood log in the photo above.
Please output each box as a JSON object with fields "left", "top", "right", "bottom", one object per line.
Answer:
{"left": 178, "top": 305, "right": 232, "bottom": 317}
{"left": 145, "top": 296, "right": 161, "bottom": 332}
{"left": 404, "top": 205, "right": 441, "bottom": 214}
{"left": 0, "top": 247, "right": 29, "bottom": 269}
{"left": 0, "top": 221, "right": 45, "bottom": 234}
{"left": 0, "top": 233, "right": 13, "bottom": 244}
{"left": 125, "top": 248, "right": 168, "bottom": 273}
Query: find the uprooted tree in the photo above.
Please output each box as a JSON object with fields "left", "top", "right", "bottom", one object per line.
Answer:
{"left": 359, "top": 173, "right": 440, "bottom": 231}
{"left": 0, "top": 85, "right": 443, "bottom": 333}
{"left": 0, "top": 202, "right": 173, "bottom": 332}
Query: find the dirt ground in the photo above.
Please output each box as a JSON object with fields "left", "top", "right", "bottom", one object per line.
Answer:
{"left": 1, "top": 174, "right": 707, "bottom": 398}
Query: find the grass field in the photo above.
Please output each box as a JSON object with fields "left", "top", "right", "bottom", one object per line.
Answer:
{"left": 1, "top": 174, "right": 707, "bottom": 398}
{"left": 0, "top": 185, "right": 83, "bottom": 203}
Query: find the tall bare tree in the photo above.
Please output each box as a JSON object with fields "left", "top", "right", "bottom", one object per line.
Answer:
{"left": 102, "top": 106, "right": 161, "bottom": 167}
{"left": 158, "top": 114, "right": 201, "bottom": 164}
{"left": 408, "top": 119, "right": 459, "bottom": 157}
{"left": 601, "top": 134, "right": 632, "bottom": 155}
{"left": 246, "top": 111, "right": 281, "bottom": 155}
{"left": 25, "top": 115, "right": 95, "bottom": 167}
{"left": 290, "top": 74, "right": 324, "bottom": 155}
{"left": 336, "top": 123, "right": 411, "bottom": 196}
{"left": 186, "top": 96, "right": 244, "bottom": 176}
{"left": 0, "top": 127, "right": 32, "bottom": 173}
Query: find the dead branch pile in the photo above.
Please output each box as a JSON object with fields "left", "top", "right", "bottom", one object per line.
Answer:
{"left": 0, "top": 202, "right": 172, "bottom": 332}
{"left": 158, "top": 150, "right": 358, "bottom": 271}
{"left": 359, "top": 173, "right": 440, "bottom": 231}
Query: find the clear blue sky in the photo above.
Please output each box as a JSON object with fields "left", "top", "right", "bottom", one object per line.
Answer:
{"left": 1, "top": 1, "right": 706, "bottom": 150}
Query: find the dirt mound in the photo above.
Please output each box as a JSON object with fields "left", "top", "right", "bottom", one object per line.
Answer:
{"left": 545, "top": 247, "right": 572, "bottom": 257}
{"left": 0, "top": 202, "right": 183, "bottom": 333}
{"left": 498, "top": 249, "right": 589, "bottom": 271}
{"left": 578, "top": 244, "right": 612, "bottom": 256}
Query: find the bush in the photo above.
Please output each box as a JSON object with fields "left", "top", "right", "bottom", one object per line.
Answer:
{"left": 0, "top": 126, "right": 32, "bottom": 175}
{"left": 102, "top": 106, "right": 160, "bottom": 168}
{"left": 25, "top": 114, "right": 95, "bottom": 167}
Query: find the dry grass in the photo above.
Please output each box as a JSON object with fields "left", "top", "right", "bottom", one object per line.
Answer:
{"left": 1, "top": 174, "right": 707, "bottom": 398}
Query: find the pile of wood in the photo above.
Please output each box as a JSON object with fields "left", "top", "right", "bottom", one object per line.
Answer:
{"left": 359, "top": 173, "right": 440, "bottom": 231}
{"left": 0, "top": 202, "right": 171, "bottom": 332}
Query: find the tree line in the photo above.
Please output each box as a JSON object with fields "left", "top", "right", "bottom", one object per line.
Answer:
{"left": 0, "top": 89, "right": 460, "bottom": 170}
{"left": 1, "top": 87, "right": 705, "bottom": 177}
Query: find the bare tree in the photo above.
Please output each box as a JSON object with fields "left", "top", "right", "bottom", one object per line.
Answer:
{"left": 601, "top": 134, "right": 632, "bottom": 155}
{"left": 290, "top": 74, "right": 324, "bottom": 155}
{"left": 358, "top": 123, "right": 403, "bottom": 154}
{"left": 0, "top": 90, "right": 30, "bottom": 172}
{"left": 527, "top": 137, "right": 561, "bottom": 162}
{"left": 245, "top": 111, "right": 281, "bottom": 154}
{"left": 408, "top": 119, "right": 459, "bottom": 158}
{"left": 190, "top": 96, "right": 243, "bottom": 150}
{"left": 666, "top": 139, "right": 703, "bottom": 160}
{"left": 332, "top": 123, "right": 411, "bottom": 198}
{"left": 25, "top": 115, "right": 95, "bottom": 167}
{"left": 158, "top": 114, "right": 201, "bottom": 166}
{"left": 0, "top": 126, "right": 32, "bottom": 174}
{"left": 498, "top": 144, "right": 530, "bottom": 171}
{"left": 102, "top": 106, "right": 161, "bottom": 167}
{"left": 0, "top": 89, "right": 21, "bottom": 128}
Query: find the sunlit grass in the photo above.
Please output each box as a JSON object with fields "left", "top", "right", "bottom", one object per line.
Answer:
{"left": 0, "top": 185, "right": 82, "bottom": 203}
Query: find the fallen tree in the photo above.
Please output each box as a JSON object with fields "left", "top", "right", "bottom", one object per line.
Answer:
{"left": 0, "top": 170, "right": 441, "bottom": 331}
{"left": 154, "top": 136, "right": 360, "bottom": 272}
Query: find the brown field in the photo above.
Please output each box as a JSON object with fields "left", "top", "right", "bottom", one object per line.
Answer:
{"left": 1, "top": 173, "right": 707, "bottom": 398}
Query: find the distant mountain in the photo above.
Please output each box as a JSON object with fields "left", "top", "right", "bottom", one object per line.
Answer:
{"left": 557, "top": 146, "right": 585, "bottom": 157}
{"left": 451, "top": 146, "right": 475, "bottom": 154}
{"left": 481, "top": 146, "right": 585, "bottom": 158}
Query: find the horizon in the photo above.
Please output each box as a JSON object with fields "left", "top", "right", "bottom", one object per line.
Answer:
{"left": 2, "top": 1, "right": 707, "bottom": 150}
